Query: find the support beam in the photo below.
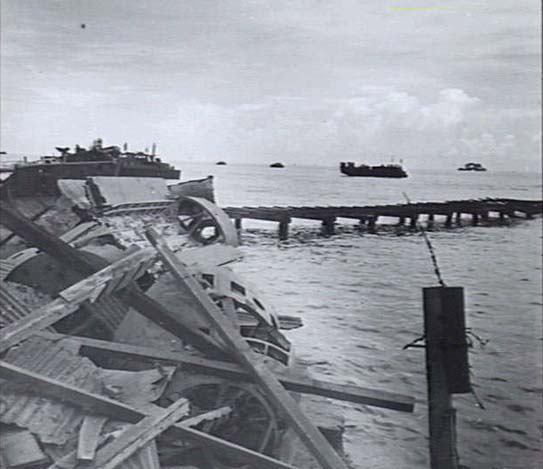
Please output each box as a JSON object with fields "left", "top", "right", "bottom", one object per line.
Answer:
{"left": 145, "top": 228, "right": 348, "bottom": 469}
{"left": 0, "top": 360, "right": 301, "bottom": 469}
{"left": 444, "top": 213, "right": 453, "bottom": 228}
{"left": 427, "top": 213, "right": 435, "bottom": 229}
{"left": 40, "top": 333, "right": 414, "bottom": 412}
{"left": 471, "top": 213, "right": 479, "bottom": 226}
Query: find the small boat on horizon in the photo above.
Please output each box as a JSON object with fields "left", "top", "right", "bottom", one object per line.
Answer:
{"left": 340, "top": 161, "right": 408, "bottom": 178}
{"left": 458, "top": 162, "right": 487, "bottom": 172}
{"left": 216, "top": 161, "right": 227, "bottom": 165}
{"left": 269, "top": 162, "right": 285, "bottom": 168}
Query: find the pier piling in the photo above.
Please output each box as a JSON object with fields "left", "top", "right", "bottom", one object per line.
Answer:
{"left": 321, "top": 217, "right": 336, "bottom": 236}
{"left": 278, "top": 217, "right": 290, "bottom": 241}
{"left": 234, "top": 218, "right": 242, "bottom": 243}
{"left": 423, "top": 287, "right": 469, "bottom": 469}
{"left": 455, "top": 212, "right": 462, "bottom": 226}
{"left": 367, "top": 216, "right": 377, "bottom": 234}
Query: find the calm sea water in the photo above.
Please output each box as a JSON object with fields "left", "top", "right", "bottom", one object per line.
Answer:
{"left": 182, "top": 163, "right": 541, "bottom": 468}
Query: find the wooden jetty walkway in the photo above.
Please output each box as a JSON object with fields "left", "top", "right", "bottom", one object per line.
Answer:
{"left": 223, "top": 198, "right": 543, "bottom": 240}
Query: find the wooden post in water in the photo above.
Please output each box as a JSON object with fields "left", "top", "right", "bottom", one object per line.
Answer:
{"left": 445, "top": 213, "right": 453, "bottom": 228}
{"left": 427, "top": 213, "right": 435, "bottom": 229}
{"left": 410, "top": 214, "right": 418, "bottom": 229}
{"left": 367, "top": 216, "right": 378, "bottom": 234}
{"left": 471, "top": 213, "right": 479, "bottom": 226}
{"left": 398, "top": 216, "right": 406, "bottom": 226}
{"left": 423, "top": 287, "right": 470, "bottom": 469}
{"left": 278, "top": 216, "right": 290, "bottom": 241}
{"left": 321, "top": 217, "right": 335, "bottom": 236}
{"left": 455, "top": 212, "right": 462, "bottom": 226}
{"left": 234, "top": 218, "right": 242, "bottom": 243}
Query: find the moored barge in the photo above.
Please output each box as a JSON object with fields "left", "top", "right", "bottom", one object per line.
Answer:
{"left": 1, "top": 138, "right": 180, "bottom": 197}
{"left": 340, "top": 161, "right": 408, "bottom": 178}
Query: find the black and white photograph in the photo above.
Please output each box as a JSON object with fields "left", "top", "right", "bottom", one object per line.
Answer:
{"left": 0, "top": 1, "right": 541, "bottom": 468}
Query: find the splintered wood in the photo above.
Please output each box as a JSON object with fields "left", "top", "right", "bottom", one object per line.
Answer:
{"left": 0, "top": 201, "right": 416, "bottom": 469}
{"left": 145, "top": 228, "right": 349, "bottom": 469}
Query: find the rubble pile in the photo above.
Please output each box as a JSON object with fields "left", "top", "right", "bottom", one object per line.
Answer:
{"left": 0, "top": 177, "right": 414, "bottom": 469}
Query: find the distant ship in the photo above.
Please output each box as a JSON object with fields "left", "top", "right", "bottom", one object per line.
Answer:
{"left": 458, "top": 162, "right": 487, "bottom": 172}
{"left": 340, "top": 162, "right": 408, "bottom": 178}
{"left": 216, "top": 161, "right": 227, "bottom": 165}
{"left": 269, "top": 162, "right": 285, "bottom": 168}
{"left": 1, "top": 138, "right": 181, "bottom": 197}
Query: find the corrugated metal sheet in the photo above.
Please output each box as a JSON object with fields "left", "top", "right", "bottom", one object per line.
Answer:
{"left": 0, "top": 335, "right": 102, "bottom": 445}
{"left": 0, "top": 283, "right": 30, "bottom": 326}
{"left": 46, "top": 437, "right": 160, "bottom": 469}
{"left": 0, "top": 259, "right": 16, "bottom": 280}
{"left": 0, "top": 281, "right": 54, "bottom": 329}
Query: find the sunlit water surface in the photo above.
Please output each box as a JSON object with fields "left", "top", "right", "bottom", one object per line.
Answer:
{"left": 178, "top": 164, "right": 542, "bottom": 469}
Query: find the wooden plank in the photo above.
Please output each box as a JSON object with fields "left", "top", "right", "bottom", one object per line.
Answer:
{"left": 86, "top": 398, "right": 190, "bottom": 469}
{"left": 45, "top": 333, "right": 414, "bottom": 412}
{"left": 0, "top": 204, "right": 226, "bottom": 357}
{"left": 278, "top": 315, "right": 303, "bottom": 330}
{"left": 77, "top": 415, "right": 107, "bottom": 461}
{"left": 0, "top": 249, "right": 155, "bottom": 353}
{"left": 0, "top": 204, "right": 97, "bottom": 277}
{"left": 0, "top": 297, "right": 81, "bottom": 353}
{"left": 1, "top": 360, "right": 301, "bottom": 469}
{"left": 0, "top": 427, "right": 49, "bottom": 468}
{"left": 145, "top": 228, "right": 349, "bottom": 469}
{"left": 58, "top": 248, "right": 155, "bottom": 302}
{"left": 0, "top": 360, "right": 144, "bottom": 422}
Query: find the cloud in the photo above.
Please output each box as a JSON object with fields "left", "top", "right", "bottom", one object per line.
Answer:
{"left": 140, "top": 87, "right": 539, "bottom": 170}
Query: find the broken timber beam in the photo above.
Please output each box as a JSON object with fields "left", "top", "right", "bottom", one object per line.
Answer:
{"left": 85, "top": 398, "right": 190, "bottom": 469}
{"left": 43, "top": 333, "right": 414, "bottom": 412}
{"left": 146, "top": 228, "right": 349, "bottom": 469}
{"left": 0, "top": 360, "right": 301, "bottom": 469}
{"left": 0, "top": 249, "right": 155, "bottom": 353}
{"left": 0, "top": 204, "right": 225, "bottom": 357}
{"left": 77, "top": 415, "right": 107, "bottom": 461}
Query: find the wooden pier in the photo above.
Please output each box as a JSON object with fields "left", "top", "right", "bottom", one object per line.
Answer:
{"left": 223, "top": 198, "right": 543, "bottom": 240}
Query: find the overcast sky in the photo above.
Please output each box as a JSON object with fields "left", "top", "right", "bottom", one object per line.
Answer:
{"left": 1, "top": 0, "right": 540, "bottom": 169}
